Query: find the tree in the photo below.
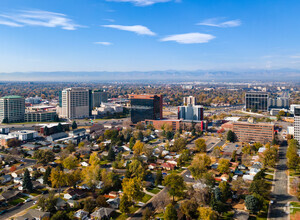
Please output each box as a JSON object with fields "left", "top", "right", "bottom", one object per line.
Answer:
{"left": 202, "top": 172, "right": 216, "bottom": 189}
{"left": 23, "top": 169, "right": 33, "bottom": 192}
{"left": 96, "top": 195, "right": 108, "bottom": 207}
{"left": 136, "top": 122, "right": 145, "bottom": 130}
{"left": 120, "top": 194, "right": 131, "bottom": 213}
{"left": 189, "top": 154, "right": 211, "bottom": 179}
{"left": 78, "top": 141, "right": 85, "bottom": 148}
{"left": 245, "top": 195, "right": 260, "bottom": 213}
{"left": 155, "top": 169, "right": 163, "bottom": 186}
{"left": 219, "top": 181, "right": 231, "bottom": 202}
{"left": 217, "top": 158, "right": 230, "bottom": 174}
{"left": 44, "top": 126, "right": 49, "bottom": 136}
{"left": 261, "top": 146, "right": 277, "bottom": 168}
{"left": 82, "top": 165, "right": 101, "bottom": 188}
{"left": 43, "top": 167, "right": 52, "bottom": 186}
{"left": 34, "top": 150, "right": 55, "bottom": 164}
{"left": 163, "top": 173, "right": 186, "bottom": 201}
{"left": 129, "top": 137, "right": 136, "bottom": 149}
{"left": 180, "top": 199, "right": 198, "bottom": 219}
{"left": 195, "top": 138, "right": 207, "bottom": 152}
{"left": 71, "top": 121, "right": 78, "bottom": 130}
{"left": 107, "top": 146, "right": 115, "bottom": 161}
{"left": 62, "top": 155, "right": 78, "bottom": 170}
{"left": 164, "top": 203, "right": 177, "bottom": 220}
{"left": 249, "top": 179, "right": 270, "bottom": 198}
{"left": 142, "top": 207, "right": 154, "bottom": 220}
{"left": 198, "top": 207, "right": 217, "bottom": 220}
{"left": 83, "top": 198, "right": 96, "bottom": 213}
{"left": 287, "top": 139, "right": 300, "bottom": 170}
{"left": 137, "top": 131, "right": 144, "bottom": 141}
{"left": 122, "top": 177, "right": 143, "bottom": 202}
{"left": 37, "top": 196, "right": 47, "bottom": 211}
{"left": 50, "top": 167, "right": 66, "bottom": 195}
{"left": 66, "top": 169, "right": 81, "bottom": 188}
{"left": 51, "top": 211, "right": 70, "bottom": 220}
{"left": 133, "top": 140, "right": 144, "bottom": 156}
{"left": 127, "top": 159, "right": 145, "bottom": 179}
{"left": 170, "top": 137, "right": 187, "bottom": 152}
{"left": 231, "top": 150, "right": 237, "bottom": 162}
{"left": 89, "top": 152, "right": 101, "bottom": 166}
{"left": 57, "top": 123, "right": 63, "bottom": 132}
{"left": 226, "top": 130, "right": 235, "bottom": 142}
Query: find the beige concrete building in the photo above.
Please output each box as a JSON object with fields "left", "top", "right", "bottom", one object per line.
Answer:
{"left": 60, "top": 88, "right": 90, "bottom": 119}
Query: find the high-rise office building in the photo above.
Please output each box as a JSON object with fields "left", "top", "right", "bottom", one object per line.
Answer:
{"left": 183, "top": 96, "right": 196, "bottom": 106}
{"left": 129, "top": 94, "right": 163, "bottom": 124}
{"left": 90, "top": 90, "right": 108, "bottom": 110}
{"left": 178, "top": 105, "right": 204, "bottom": 121}
{"left": 0, "top": 95, "right": 25, "bottom": 123}
{"left": 294, "top": 107, "right": 300, "bottom": 143}
{"left": 245, "top": 92, "right": 269, "bottom": 112}
{"left": 60, "top": 88, "right": 90, "bottom": 119}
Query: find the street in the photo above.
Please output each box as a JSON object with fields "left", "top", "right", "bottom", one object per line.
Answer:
{"left": 268, "top": 141, "right": 297, "bottom": 220}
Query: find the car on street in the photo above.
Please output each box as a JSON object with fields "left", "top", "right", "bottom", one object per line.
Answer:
{"left": 0, "top": 210, "right": 7, "bottom": 215}
{"left": 25, "top": 198, "right": 31, "bottom": 203}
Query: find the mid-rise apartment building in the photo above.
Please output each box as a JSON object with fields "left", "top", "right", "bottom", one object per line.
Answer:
{"left": 178, "top": 105, "right": 204, "bottom": 121}
{"left": 294, "top": 107, "right": 300, "bottom": 143}
{"left": 232, "top": 122, "right": 274, "bottom": 143}
{"left": 60, "top": 88, "right": 90, "bottom": 119}
{"left": 129, "top": 94, "right": 163, "bottom": 124}
{"left": 0, "top": 95, "right": 25, "bottom": 123}
{"left": 183, "top": 96, "right": 196, "bottom": 106}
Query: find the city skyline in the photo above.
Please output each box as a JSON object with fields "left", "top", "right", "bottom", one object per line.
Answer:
{"left": 0, "top": 0, "right": 300, "bottom": 74}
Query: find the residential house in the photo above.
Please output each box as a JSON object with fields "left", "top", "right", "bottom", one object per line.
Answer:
{"left": 56, "top": 197, "right": 68, "bottom": 210}
{"left": 80, "top": 161, "right": 89, "bottom": 167}
{"left": 1, "top": 174, "right": 12, "bottom": 184}
{"left": 15, "top": 209, "right": 50, "bottom": 220}
{"left": 90, "top": 207, "right": 114, "bottom": 220}
{"left": 73, "top": 209, "right": 89, "bottom": 220}
{"left": 0, "top": 189, "right": 20, "bottom": 201}
{"left": 107, "top": 197, "right": 120, "bottom": 209}
{"left": 64, "top": 189, "right": 86, "bottom": 200}
{"left": 161, "top": 163, "right": 175, "bottom": 170}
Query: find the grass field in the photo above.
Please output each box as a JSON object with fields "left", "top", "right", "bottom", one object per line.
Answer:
{"left": 147, "top": 187, "right": 160, "bottom": 194}
{"left": 140, "top": 193, "right": 152, "bottom": 203}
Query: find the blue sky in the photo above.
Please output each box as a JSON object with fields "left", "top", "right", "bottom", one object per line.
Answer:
{"left": 0, "top": 0, "right": 300, "bottom": 72}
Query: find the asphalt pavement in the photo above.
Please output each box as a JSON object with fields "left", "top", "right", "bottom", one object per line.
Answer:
{"left": 268, "top": 142, "right": 297, "bottom": 220}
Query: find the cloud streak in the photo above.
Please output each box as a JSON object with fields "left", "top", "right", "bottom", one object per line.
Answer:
{"left": 197, "top": 18, "right": 241, "bottom": 28}
{"left": 0, "top": 10, "right": 82, "bottom": 30}
{"left": 160, "top": 32, "right": 215, "bottom": 44}
{"left": 106, "top": 0, "right": 172, "bottom": 6}
{"left": 94, "top": 41, "right": 113, "bottom": 46}
{"left": 102, "top": 24, "right": 156, "bottom": 35}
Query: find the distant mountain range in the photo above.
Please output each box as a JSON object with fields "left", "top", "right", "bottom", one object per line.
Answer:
{"left": 0, "top": 69, "right": 299, "bottom": 82}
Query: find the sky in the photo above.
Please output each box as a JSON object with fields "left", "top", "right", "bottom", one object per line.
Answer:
{"left": 0, "top": 0, "right": 300, "bottom": 73}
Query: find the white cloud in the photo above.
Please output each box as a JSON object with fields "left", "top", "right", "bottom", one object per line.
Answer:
{"left": 197, "top": 18, "right": 241, "bottom": 28}
{"left": 106, "top": 0, "right": 172, "bottom": 6}
{"left": 160, "top": 32, "right": 215, "bottom": 44}
{"left": 102, "top": 24, "right": 156, "bottom": 35}
{"left": 94, "top": 41, "right": 113, "bottom": 46}
{"left": 103, "top": 18, "right": 115, "bottom": 22}
{"left": 0, "top": 10, "right": 82, "bottom": 30}
{"left": 290, "top": 55, "right": 300, "bottom": 59}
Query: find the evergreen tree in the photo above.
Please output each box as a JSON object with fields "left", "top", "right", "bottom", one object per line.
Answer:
{"left": 227, "top": 130, "right": 235, "bottom": 142}
{"left": 57, "top": 123, "right": 63, "bottom": 132}
{"left": 43, "top": 167, "right": 51, "bottom": 186}
{"left": 107, "top": 146, "right": 115, "bottom": 161}
{"left": 155, "top": 169, "right": 163, "bottom": 186}
{"left": 23, "top": 169, "right": 33, "bottom": 192}
{"left": 72, "top": 121, "right": 78, "bottom": 130}
{"left": 44, "top": 126, "right": 49, "bottom": 136}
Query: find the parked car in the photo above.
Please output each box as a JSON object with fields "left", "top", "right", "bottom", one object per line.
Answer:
{"left": 16, "top": 202, "right": 24, "bottom": 206}
{"left": 25, "top": 198, "right": 31, "bottom": 203}
{"left": 0, "top": 210, "right": 7, "bottom": 215}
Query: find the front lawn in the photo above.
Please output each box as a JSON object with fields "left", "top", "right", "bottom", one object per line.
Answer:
{"left": 140, "top": 193, "right": 152, "bottom": 203}
{"left": 8, "top": 198, "right": 24, "bottom": 206}
{"left": 147, "top": 187, "right": 160, "bottom": 194}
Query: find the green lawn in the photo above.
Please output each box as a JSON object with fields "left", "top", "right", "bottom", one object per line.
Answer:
{"left": 129, "top": 206, "right": 140, "bottom": 214}
{"left": 114, "top": 213, "right": 128, "bottom": 220}
{"left": 140, "top": 193, "right": 152, "bottom": 203}
{"left": 8, "top": 198, "right": 24, "bottom": 206}
{"left": 147, "top": 188, "right": 160, "bottom": 194}
{"left": 290, "top": 202, "right": 300, "bottom": 214}
{"left": 265, "top": 174, "right": 274, "bottom": 180}
{"left": 289, "top": 170, "right": 300, "bottom": 177}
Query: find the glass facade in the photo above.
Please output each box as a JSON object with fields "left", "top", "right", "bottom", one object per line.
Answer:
{"left": 245, "top": 92, "right": 269, "bottom": 112}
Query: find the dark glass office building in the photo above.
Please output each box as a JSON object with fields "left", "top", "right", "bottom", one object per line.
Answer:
{"left": 130, "top": 94, "right": 163, "bottom": 124}
{"left": 245, "top": 92, "right": 269, "bottom": 112}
